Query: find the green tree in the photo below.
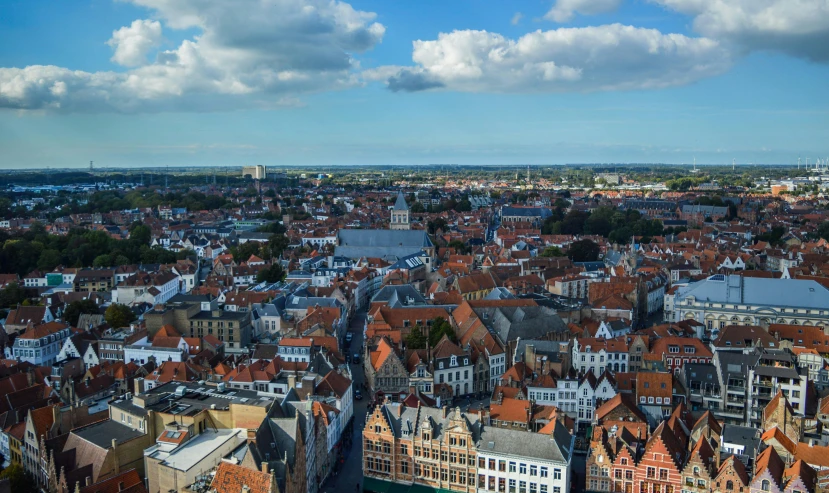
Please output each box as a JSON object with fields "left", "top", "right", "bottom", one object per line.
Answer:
{"left": 231, "top": 242, "right": 262, "bottom": 263}
{"left": 405, "top": 326, "right": 427, "bottom": 350}
{"left": 0, "top": 282, "right": 28, "bottom": 308}
{"left": 428, "top": 218, "right": 448, "bottom": 235}
{"left": 257, "top": 263, "right": 286, "bottom": 283}
{"left": 567, "top": 239, "right": 600, "bottom": 262}
{"left": 428, "top": 317, "right": 457, "bottom": 347}
{"left": 818, "top": 221, "right": 829, "bottom": 241}
{"left": 447, "top": 240, "right": 469, "bottom": 255}
{"left": 93, "top": 254, "right": 112, "bottom": 268}
{"left": 541, "top": 246, "right": 566, "bottom": 257}
{"left": 129, "top": 224, "right": 152, "bottom": 245}
{"left": 37, "top": 249, "right": 63, "bottom": 272}
{"left": 64, "top": 299, "right": 101, "bottom": 326}
{"left": 105, "top": 303, "right": 136, "bottom": 328}
{"left": 0, "top": 463, "right": 37, "bottom": 493}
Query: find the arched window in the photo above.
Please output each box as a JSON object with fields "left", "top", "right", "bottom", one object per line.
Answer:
{"left": 726, "top": 481, "right": 734, "bottom": 491}
{"left": 762, "top": 480, "right": 770, "bottom": 491}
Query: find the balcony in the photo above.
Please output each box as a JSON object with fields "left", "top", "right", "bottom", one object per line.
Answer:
{"left": 725, "top": 395, "right": 746, "bottom": 406}
{"left": 726, "top": 385, "right": 746, "bottom": 393}
{"left": 754, "top": 378, "right": 773, "bottom": 388}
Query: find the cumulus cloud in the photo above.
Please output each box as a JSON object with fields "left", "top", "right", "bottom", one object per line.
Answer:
{"left": 384, "top": 24, "right": 732, "bottom": 93}
{"left": 545, "top": 0, "right": 622, "bottom": 23}
{"left": 651, "top": 0, "right": 829, "bottom": 61}
{"left": 107, "top": 19, "right": 163, "bottom": 67}
{"left": 0, "top": 0, "right": 385, "bottom": 112}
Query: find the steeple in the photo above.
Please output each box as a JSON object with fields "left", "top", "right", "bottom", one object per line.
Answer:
{"left": 390, "top": 191, "right": 411, "bottom": 230}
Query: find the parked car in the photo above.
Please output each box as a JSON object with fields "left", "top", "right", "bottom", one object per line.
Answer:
{"left": 355, "top": 389, "right": 363, "bottom": 400}
{"left": 353, "top": 353, "right": 361, "bottom": 364}
{"left": 345, "top": 332, "right": 353, "bottom": 343}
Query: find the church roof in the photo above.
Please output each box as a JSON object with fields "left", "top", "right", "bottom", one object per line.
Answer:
{"left": 394, "top": 191, "right": 409, "bottom": 211}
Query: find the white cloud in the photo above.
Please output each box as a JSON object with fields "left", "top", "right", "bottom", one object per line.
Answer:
{"left": 511, "top": 12, "right": 523, "bottom": 25}
{"left": 385, "top": 24, "right": 732, "bottom": 93}
{"left": 650, "top": 0, "right": 829, "bottom": 61}
{"left": 107, "top": 19, "right": 163, "bottom": 67}
{"left": 545, "top": 0, "right": 622, "bottom": 23}
{"left": 0, "top": 0, "right": 385, "bottom": 112}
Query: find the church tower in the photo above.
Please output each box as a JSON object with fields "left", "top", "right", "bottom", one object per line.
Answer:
{"left": 390, "top": 191, "right": 411, "bottom": 230}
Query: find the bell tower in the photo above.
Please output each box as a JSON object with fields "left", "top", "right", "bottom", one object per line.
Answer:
{"left": 390, "top": 191, "right": 411, "bottom": 230}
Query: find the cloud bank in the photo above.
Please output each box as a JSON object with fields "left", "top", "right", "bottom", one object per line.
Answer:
{"left": 385, "top": 25, "right": 732, "bottom": 93}
{"left": 0, "top": 0, "right": 385, "bottom": 112}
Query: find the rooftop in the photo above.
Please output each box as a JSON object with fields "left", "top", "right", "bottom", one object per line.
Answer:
{"left": 148, "top": 428, "right": 245, "bottom": 472}
{"left": 73, "top": 419, "right": 145, "bottom": 449}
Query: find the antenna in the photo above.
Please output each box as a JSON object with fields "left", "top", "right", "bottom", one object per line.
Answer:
{"left": 732, "top": 158, "right": 735, "bottom": 171}
{"left": 89, "top": 160, "right": 94, "bottom": 174}
{"left": 165, "top": 165, "right": 169, "bottom": 189}
{"left": 798, "top": 156, "right": 801, "bottom": 170}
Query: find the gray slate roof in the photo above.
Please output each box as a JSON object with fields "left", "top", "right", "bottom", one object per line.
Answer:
{"left": 674, "top": 274, "right": 829, "bottom": 308}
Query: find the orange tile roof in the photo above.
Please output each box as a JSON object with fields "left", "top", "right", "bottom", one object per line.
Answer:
{"left": 211, "top": 461, "right": 273, "bottom": 493}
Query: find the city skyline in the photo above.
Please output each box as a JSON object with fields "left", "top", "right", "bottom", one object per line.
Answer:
{"left": 1, "top": 0, "right": 828, "bottom": 167}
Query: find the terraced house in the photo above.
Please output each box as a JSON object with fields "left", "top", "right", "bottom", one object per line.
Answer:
{"left": 362, "top": 403, "right": 573, "bottom": 493}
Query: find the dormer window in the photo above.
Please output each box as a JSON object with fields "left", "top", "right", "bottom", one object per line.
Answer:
{"left": 451, "top": 355, "right": 457, "bottom": 366}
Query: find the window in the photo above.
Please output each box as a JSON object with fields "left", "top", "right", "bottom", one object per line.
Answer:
{"left": 479, "top": 457, "right": 486, "bottom": 468}
{"left": 499, "top": 461, "right": 506, "bottom": 472}
{"left": 520, "top": 481, "right": 527, "bottom": 493}
{"left": 554, "top": 469, "right": 561, "bottom": 480}
{"left": 509, "top": 462, "right": 517, "bottom": 473}
{"left": 509, "top": 480, "right": 517, "bottom": 493}
{"left": 541, "top": 487, "right": 547, "bottom": 493}
{"left": 540, "top": 467, "right": 548, "bottom": 478}
{"left": 520, "top": 463, "right": 527, "bottom": 474}
{"left": 530, "top": 483, "right": 537, "bottom": 493}
{"left": 490, "top": 459, "right": 496, "bottom": 470}
{"left": 646, "top": 467, "right": 655, "bottom": 479}
{"left": 761, "top": 480, "right": 770, "bottom": 491}
{"left": 530, "top": 466, "right": 537, "bottom": 476}
{"left": 726, "top": 481, "right": 733, "bottom": 491}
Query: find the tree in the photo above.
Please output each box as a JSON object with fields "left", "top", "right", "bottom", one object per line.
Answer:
{"left": 105, "top": 303, "right": 136, "bottom": 328}
{"left": 818, "top": 221, "right": 829, "bottom": 241}
{"left": 541, "top": 246, "right": 566, "bottom": 257}
{"left": 447, "top": 240, "right": 469, "bottom": 255}
{"left": 37, "top": 249, "right": 63, "bottom": 272}
{"left": 0, "top": 464, "right": 37, "bottom": 493}
{"left": 405, "top": 326, "right": 427, "bottom": 350}
{"left": 567, "top": 239, "right": 600, "bottom": 262}
{"left": 93, "top": 254, "right": 112, "bottom": 268}
{"left": 129, "top": 224, "right": 152, "bottom": 245}
{"left": 0, "top": 282, "right": 27, "bottom": 308}
{"left": 257, "top": 263, "right": 286, "bottom": 283}
{"left": 428, "top": 317, "right": 457, "bottom": 347}
{"left": 428, "top": 218, "right": 447, "bottom": 235}
{"left": 230, "top": 242, "right": 262, "bottom": 263}
{"left": 64, "top": 299, "right": 101, "bottom": 326}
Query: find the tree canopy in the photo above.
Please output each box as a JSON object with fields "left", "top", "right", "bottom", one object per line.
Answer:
{"left": 105, "top": 303, "right": 136, "bottom": 328}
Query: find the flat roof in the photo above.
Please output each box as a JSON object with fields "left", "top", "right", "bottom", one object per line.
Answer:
{"left": 152, "top": 428, "right": 245, "bottom": 471}
{"left": 74, "top": 419, "right": 145, "bottom": 448}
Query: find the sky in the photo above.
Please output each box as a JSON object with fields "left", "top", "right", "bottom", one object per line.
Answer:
{"left": 1, "top": 0, "right": 828, "bottom": 168}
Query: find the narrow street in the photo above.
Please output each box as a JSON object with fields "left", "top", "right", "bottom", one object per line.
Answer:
{"left": 323, "top": 307, "right": 370, "bottom": 493}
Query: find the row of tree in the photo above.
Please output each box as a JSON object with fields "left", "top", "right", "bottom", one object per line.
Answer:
{"left": 0, "top": 222, "right": 192, "bottom": 278}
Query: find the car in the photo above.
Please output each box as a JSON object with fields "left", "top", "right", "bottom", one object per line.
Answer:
{"left": 352, "top": 353, "right": 361, "bottom": 364}
{"left": 345, "top": 332, "right": 353, "bottom": 342}
{"left": 354, "top": 389, "right": 363, "bottom": 400}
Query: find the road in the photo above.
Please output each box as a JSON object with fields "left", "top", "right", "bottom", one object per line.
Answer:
{"left": 323, "top": 307, "right": 370, "bottom": 493}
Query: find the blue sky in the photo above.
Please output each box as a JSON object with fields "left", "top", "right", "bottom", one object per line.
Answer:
{"left": 0, "top": 0, "right": 828, "bottom": 168}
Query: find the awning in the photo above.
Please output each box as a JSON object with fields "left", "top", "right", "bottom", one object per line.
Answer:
{"left": 407, "top": 484, "right": 455, "bottom": 493}
{"left": 363, "top": 478, "right": 392, "bottom": 493}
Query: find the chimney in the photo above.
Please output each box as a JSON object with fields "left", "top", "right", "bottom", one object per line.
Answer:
{"left": 442, "top": 406, "right": 448, "bottom": 419}
{"left": 262, "top": 463, "right": 269, "bottom": 474}
{"left": 85, "top": 477, "right": 92, "bottom": 487}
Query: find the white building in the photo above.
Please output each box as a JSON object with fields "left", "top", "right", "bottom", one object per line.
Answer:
{"left": 571, "top": 337, "right": 630, "bottom": 376}
{"left": 277, "top": 338, "right": 314, "bottom": 363}
{"left": 476, "top": 422, "right": 574, "bottom": 493}
{"left": 670, "top": 274, "right": 829, "bottom": 328}
{"left": 5, "top": 322, "right": 71, "bottom": 366}
{"left": 432, "top": 342, "right": 474, "bottom": 398}
{"left": 124, "top": 342, "right": 186, "bottom": 365}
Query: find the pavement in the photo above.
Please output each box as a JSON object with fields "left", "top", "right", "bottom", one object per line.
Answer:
{"left": 322, "top": 307, "right": 371, "bottom": 493}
